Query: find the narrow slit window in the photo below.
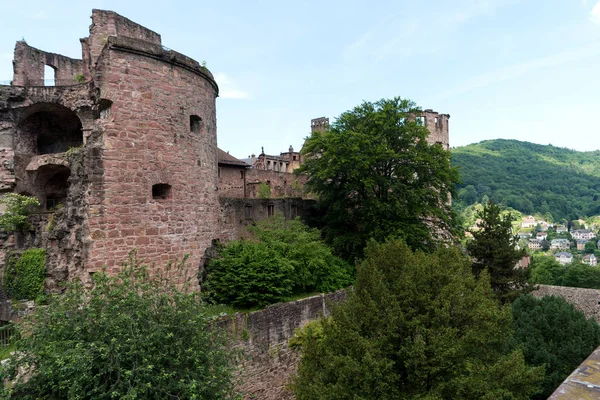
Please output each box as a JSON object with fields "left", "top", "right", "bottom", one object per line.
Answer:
{"left": 244, "top": 205, "right": 253, "bottom": 219}
{"left": 267, "top": 204, "right": 275, "bottom": 217}
{"left": 240, "top": 170, "right": 245, "bottom": 179}
{"left": 152, "top": 183, "right": 172, "bottom": 200}
{"left": 190, "top": 115, "right": 202, "bottom": 133}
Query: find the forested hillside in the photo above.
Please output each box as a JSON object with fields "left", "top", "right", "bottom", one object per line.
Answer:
{"left": 452, "top": 139, "right": 600, "bottom": 221}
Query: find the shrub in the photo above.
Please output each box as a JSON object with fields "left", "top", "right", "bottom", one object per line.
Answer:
{"left": 204, "top": 216, "right": 353, "bottom": 309}
{"left": 3, "top": 248, "right": 46, "bottom": 301}
{"left": 0, "top": 194, "right": 40, "bottom": 233}
{"left": 511, "top": 294, "right": 600, "bottom": 399}
{"left": 257, "top": 182, "right": 271, "bottom": 199}
{"left": 2, "top": 253, "right": 238, "bottom": 399}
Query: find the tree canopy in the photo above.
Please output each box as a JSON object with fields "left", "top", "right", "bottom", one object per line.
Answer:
{"left": 511, "top": 294, "right": 600, "bottom": 399}
{"left": 452, "top": 139, "right": 600, "bottom": 221}
{"left": 297, "top": 97, "right": 459, "bottom": 261}
{"left": 467, "top": 201, "right": 528, "bottom": 303}
{"left": 2, "top": 254, "right": 237, "bottom": 400}
{"left": 291, "top": 239, "right": 543, "bottom": 400}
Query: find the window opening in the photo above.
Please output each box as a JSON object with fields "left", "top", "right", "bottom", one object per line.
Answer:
{"left": 240, "top": 170, "right": 245, "bottom": 179}
{"left": 190, "top": 115, "right": 202, "bottom": 133}
{"left": 267, "top": 204, "right": 275, "bottom": 217}
{"left": 152, "top": 183, "right": 172, "bottom": 200}
{"left": 44, "top": 65, "right": 56, "bottom": 86}
{"left": 291, "top": 204, "right": 298, "bottom": 218}
{"left": 244, "top": 205, "right": 253, "bottom": 219}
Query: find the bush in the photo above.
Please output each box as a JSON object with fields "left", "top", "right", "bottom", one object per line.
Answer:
{"left": 204, "top": 216, "right": 352, "bottom": 309}
{"left": 511, "top": 294, "right": 600, "bottom": 399}
{"left": 257, "top": 182, "right": 271, "bottom": 199}
{"left": 2, "top": 253, "right": 238, "bottom": 399}
{"left": 3, "top": 248, "right": 46, "bottom": 301}
{"left": 0, "top": 194, "right": 40, "bottom": 233}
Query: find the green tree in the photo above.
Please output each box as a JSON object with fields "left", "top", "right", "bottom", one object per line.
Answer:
{"left": 0, "top": 193, "right": 40, "bottom": 233}
{"left": 584, "top": 240, "right": 597, "bottom": 254}
{"left": 297, "top": 97, "right": 459, "bottom": 261}
{"left": 511, "top": 294, "right": 600, "bottom": 399}
{"left": 467, "top": 201, "right": 528, "bottom": 303}
{"left": 203, "top": 215, "right": 352, "bottom": 308}
{"left": 529, "top": 254, "right": 564, "bottom": 285}
{"left": 3, "top": 254, "right": 237, "bottom": 399}
{"left": 291, "top": 240, "right": 543, "bottom": 400}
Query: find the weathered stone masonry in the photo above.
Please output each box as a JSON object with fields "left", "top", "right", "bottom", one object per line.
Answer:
{"left": 0, "top": 10, "right": 221, "bottom": 287}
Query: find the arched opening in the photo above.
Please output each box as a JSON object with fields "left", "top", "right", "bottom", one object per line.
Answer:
{"left": 44, "top": 65, "right": 56, "bottom": 86}
{"left": 17, "top": 103, "right": 83, "bottom": 155}
{"left": 36, "top": 165, "right": 71, "bottom": 210}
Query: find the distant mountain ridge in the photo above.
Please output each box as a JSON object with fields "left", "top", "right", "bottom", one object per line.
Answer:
{"left": 451, "top": 139, "right": 600, "bottom": 221}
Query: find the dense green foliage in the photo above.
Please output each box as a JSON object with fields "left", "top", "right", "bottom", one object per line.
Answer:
{"left": 3, "top": 248, "right": 46, "bottom": 301}
{"left": 511, "top": 294, "right": 600, "bottom": 399}
{"left": 291, "top": 239, "right": 543, "bottom": 400}
{"left": 452, "top": 139, "right": 600, "bottom": 221}
{"left": 298, "top": 97, "right": 459, "bottom": 261}
{"left": 0, "top": 193, "right": 40, "bottom": 233}
{"left": 467, "top": 202, "right": 529, "bottom": 303}
{"left": 2, "top": 254, "right": 237, "bottom": 400}
{"left": 203, "top": 216, "right": 352, "bottom": 308}
{"left": 529, "top": 254, "right": 600, "bottom": 289}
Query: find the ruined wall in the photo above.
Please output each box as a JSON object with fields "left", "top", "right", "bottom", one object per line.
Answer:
{"left": 12, "top": 42, "right": 83, "bottom": 87}
{"left": 245, "top": 169, "right": 306, "bottom": 199}
{"left": 85, "top": 9, "right": 162, "bottom": 69}
{"left": 0, "top": 83, "right": 98, "bottom": 290}
{"left": 227, "top": 290, "right": 347, "bottom": 400}
{"left": 218, "top": 165, "right": 246, "bottom": 198}
{"left": 85, "top": 34, "right": 220, "bottom": 284}
{"left": 219, "top": 197, "right": 316, "bottom": 242}
{"left": 422, "top": 109, "right": 450, "bottom": 150}
{"left": 533, "top": 284, "right": 600, "bottom": 322}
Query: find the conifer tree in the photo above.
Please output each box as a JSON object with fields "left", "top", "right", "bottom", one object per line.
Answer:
{"left": 467, "top": 201, "right": 528, "bottom": 303}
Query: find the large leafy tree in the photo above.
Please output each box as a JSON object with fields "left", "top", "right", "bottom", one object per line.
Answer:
{"left": 291, "top": 239, "right": 543, "bottom": 400}
{"left": 467, "top": 201, "right": 528, "bottom": 304}
{"left": 297, "top": 97, "right": 459, "bottom": 260}
{"left": 511, "top": 294, "right": 600, "bottom": 399}
{"left": 3, "top": 254, "right": 238, "bottom": 400}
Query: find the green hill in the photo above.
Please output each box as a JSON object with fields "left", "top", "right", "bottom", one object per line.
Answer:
{"left": 451, "top": 139, "right": 600, "bottom": 221}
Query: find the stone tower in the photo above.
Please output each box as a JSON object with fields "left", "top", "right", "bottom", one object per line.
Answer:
{"left": 0, "top": 10, "right": 220, "bottom": 287}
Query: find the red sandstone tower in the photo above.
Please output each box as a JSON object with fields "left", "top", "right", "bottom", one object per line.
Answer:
{"left": 0, "top": 10, "right": 220, "bottom": 287}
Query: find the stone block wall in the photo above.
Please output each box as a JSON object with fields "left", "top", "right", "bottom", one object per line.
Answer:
{"left": 533, "top": 284, "right": 600, "bottom": 322}
{"left": 218, "top": 197, "right": 316, "bottom": 243}
{"left": 245, "top": 169, "right": 307, "bottom": 199}
{"left": 218, "top": 165, "right": 246, "bottom": 198}
{"left": 85, "top": 34, "right": 220, "bottom": 285}
{"left": 226, "top": 290, "right": 347, "bottom": 399}
{"left": 12, "top": 42, "right": 83, "bottom": 87}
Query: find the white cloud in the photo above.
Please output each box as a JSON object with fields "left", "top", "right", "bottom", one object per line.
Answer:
{"left": 215, "top": 72, "right": 250, "bottom": 99}
{"left": 591, "top": 1, "right": 600, "bottom": 24}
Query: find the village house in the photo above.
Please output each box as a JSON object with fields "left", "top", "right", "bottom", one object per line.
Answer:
{"left": 528, "top": 239, "right": 542, "bottom": 251}
{"left": 572, "top": 229, "right": 597, "bottom": 241}
{"left": 577, "top": 240, "right": 589, "bottom": 251}
{"left": 583, "top": 254, "right": 598, "bottom": 266}
{"left": 556, "top": 225, "right": 568, "bottom": 233}
{"left": 551, "top": 238, "right": 571, "bottom": 250}
{"left": 538, "top": 221, "right": 549, "bottom": 231}
{"left": 518, "top": 232, "right": 532, "bottom": 239}
{"left": 536, "top": 232, "right": 547, "bottom": 240}
{"left": 555, "top": 252, "right": 573, "bottom": 265}
{"left": 521, "top": 216, "right": 536, "bottom": 228}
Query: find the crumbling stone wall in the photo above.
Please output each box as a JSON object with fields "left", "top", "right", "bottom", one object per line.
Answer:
{"left": 245, "top": 169, "right": 307, "bottom": 198}
{"left": 219, "top": 197, "right": 316, "bottom": 242}
{"left": 225, "top": 290, "right": 347, "bottom": 399}
{"left": 422, "top": 109, "right": 450, "bottom": 150}
{"left": 12, "top": 41, "right": 84, "bottom": 87}
{"left": 533, "top": 284, "right": 600, "bottom": 323}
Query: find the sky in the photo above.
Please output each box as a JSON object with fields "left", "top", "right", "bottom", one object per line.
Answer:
{"left": 1, "top": 0, "right": 599, "bottom": 158}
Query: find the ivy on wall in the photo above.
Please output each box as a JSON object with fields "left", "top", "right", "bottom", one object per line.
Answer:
{"left": 4, "top": 248, "right": 46, "bottom": 301}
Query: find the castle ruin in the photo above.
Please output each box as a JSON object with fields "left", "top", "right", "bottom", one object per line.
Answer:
{"left": 0, "top": 10, "right": 450, "bottom": 290}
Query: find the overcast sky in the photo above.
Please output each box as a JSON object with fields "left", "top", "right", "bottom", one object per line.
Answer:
{"left": 1, "top": 0, "right": 599, "bottom": 158}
